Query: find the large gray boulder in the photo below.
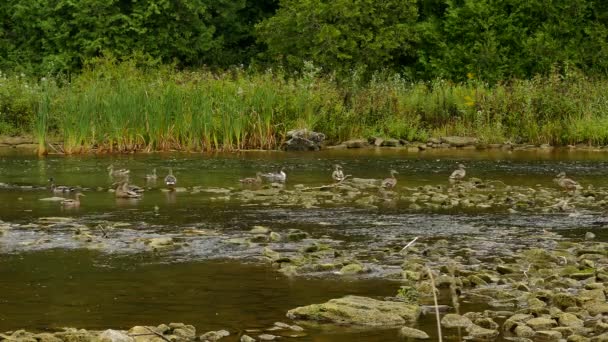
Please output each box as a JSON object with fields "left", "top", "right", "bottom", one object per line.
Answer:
{"left": 286, "top": 295, "right": 420, "bottom": 326}
{"left": 440, "top": 136, "right": 478, "bottom": 147}
{"left": 282, "top": 129, "right": 325, "bottom": 151}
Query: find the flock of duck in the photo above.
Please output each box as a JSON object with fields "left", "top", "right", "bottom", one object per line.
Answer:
{"left": 48, "top": 163, "right": 582, "bottom": 208}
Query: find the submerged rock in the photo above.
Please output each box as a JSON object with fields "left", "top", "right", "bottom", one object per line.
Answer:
{"left": 286, "top": 295, "right": 420, "bottom": 326}
{"left": 400, "top": 326, "right": 430, "bottom": 339}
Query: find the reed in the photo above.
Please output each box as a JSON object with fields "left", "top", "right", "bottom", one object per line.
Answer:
{"left": 0, "top": 60, "right": 601, "bottom": 153}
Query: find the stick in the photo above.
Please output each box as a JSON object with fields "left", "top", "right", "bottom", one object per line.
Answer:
{"left": 144, "top": 327, "right": 171, "bottom": 342}
{"left": 400, "top": 237, "right": 418, "bottom": 253}
{"left": 427, "top": 267, "right": 443, "bottom": 342}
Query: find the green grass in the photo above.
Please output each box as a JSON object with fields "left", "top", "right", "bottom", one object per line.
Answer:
{"left": 4, "top": 60, "right": 608, "bottom": 153}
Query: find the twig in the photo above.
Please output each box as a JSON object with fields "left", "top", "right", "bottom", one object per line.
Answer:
{"left": 97, "top": 224, "right": 108, "bottom": 238}
{"left": 400, "top": 237, "right": 419, "bottom": 253}
{"left": 144, "top": 327, "right": 171, "bottom": 342}
{"left": 427, "top": 267, "right": 443, "bottom": 342}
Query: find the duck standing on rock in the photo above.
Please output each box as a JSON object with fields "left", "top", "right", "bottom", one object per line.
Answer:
{"left": 115, "top": 182, "right": 142, "bottom": 199}
{"left": 262, "top": 168, "right": 287, "bottom": 183}
{"left": 240, "top": 172, "right": 263, "bottom": 185}
{"left": 61, "top": 193, "right": 85, "bottom": 207}
{"left": 381, "top": 170, "right": 398, "bottom": 189}
{"left": 332, "top": 165, "right": 345, "bottom": 182}
{"left": 554, "top": 172, "right": 581, "bottom": 192}
{"left": 449, "top": 164, "right": 466, "bottom": 181}
{"left": 48, "top": 177, "right": 76, "bottom": 193}
{"left": 165, "top": 168, "right": 177, "bottom": 189}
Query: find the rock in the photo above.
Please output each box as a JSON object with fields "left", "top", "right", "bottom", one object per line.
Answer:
{"left": 54, "top": 329, "right": 95, "bottom": 342}
{"left": 514, "top": 324, "right": 535, "bottom": 338}
{"left": 400, "top": 326, "right": 429, "bottom": 339}
{"left": 200, "top": 329, "right": 230, "bottom": 341}
{"left": 441, "top": 314, "right": 473, "bottom": 328}
{"left": 250, "top": 226, "right": 270, "bottom": 234}
{"left": 282, "top": 129, "right": 325, "bottom": 151}
{"left": 286, "top": 230, "right": 308, "bottom": 241}
{"left": 381, "top": 139, "right": 401, "bottom": 147}
{"left": 344, "top": 139, "right": 369, "bottom": 148}
{"left": 98, "top": 329, "right": 134, "bottom": 342}
{"left": 585, "top": 232, "right": 596, "bottom": 240}
{"left": 286, "top": 295, "right": 420, "bottom": 326}
{"left": 552, "top": 293, "right": 578, "bottom": 309}
{"left": 339, "top": 263, "right": 365, "bottom": 275}
{"left": 526, "top": 317, "right": 557, "bottom": 330}
{"left": 535, "top": 330, "right": 562, "bottom": 340}
{"left": 145, "top": 237, "right": 174, "bottom": 248}
{"left": 466, "top": 324, "right": 499, "bottom": 340}
{"left": 440, "top": 136, "right": 478, "bottom": 147}
{"left": 583, "top": 301, "right": 608, "bottom": 315}
{"left": 240, "top": 335, "right": 256, "bottom": 342}
{"left": 258, "top": 334, "right": 277, "bottom": 341}
{"left": 34, "top": 333, "right": 63, "bottom": 342}
{"left": 558, "top": 313, "right": 584, "bottom": 328}
{"left": 263, "top": 247, "right": 281, "bottom": 261}
{"left": 497, "top": 264, "right": 518, "bottom": 274}
{"left": 269, "top": 232, "right": 281, "bottom": 242}
{"left": 170, "top": 323, "right": 196, "bottom": 340}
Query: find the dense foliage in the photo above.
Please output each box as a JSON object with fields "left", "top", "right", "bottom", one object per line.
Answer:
{"left": 2, "top": 0, "right": 607, "bottom": 80}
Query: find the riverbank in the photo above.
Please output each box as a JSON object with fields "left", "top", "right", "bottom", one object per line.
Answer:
{"left": 2, "top": 61, "right": 608, "bottom": 154}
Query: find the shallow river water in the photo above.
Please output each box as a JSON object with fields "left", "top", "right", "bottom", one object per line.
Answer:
{"left": 0, "top": 148, "right": 607, "bottom": 341}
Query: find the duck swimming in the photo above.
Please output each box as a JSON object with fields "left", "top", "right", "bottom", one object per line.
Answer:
{"left": 449, "top": 164, "right": 466, "bottom": 181}
{"left": 48, "top": 177, "right": 76, "bottom": 193}
{"left": 165, "top": 168, "right": 177, "bottom": 188}
{"left": 240, "top": 172, "right": 263, "bottom": 185}
{"left": 332, "top": 165, "right": 345, "bottom": 182}
{"left": 381, "top": 170, "right": 398, "bottom": 189}
{"left": 61, "top": 193, "right": 84, "bottom": 207}
{"left": 108, "top": 165, "right": 130, "bottom": 178}
{"left": 554, "top": 172, "right": 581, "bottom": 192}
{"left": 262, "top": 168, "right": 286, "bottom": 183}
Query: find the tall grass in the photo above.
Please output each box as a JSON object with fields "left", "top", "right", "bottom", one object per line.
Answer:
{"left": 2, "top": 59, "right": 606, "bottom": 153}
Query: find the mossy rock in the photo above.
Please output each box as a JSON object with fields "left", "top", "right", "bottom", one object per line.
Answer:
{"left": 286, "top": 295, "right": 421, "bottom": 326}
{"left": 339, "top": 263, "right": 365, "bottom": 275}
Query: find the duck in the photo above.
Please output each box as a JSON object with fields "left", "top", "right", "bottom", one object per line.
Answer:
{"left": 48, "top": 177, "right": 76, "bottom": 193}
{"left": 262, "top": 168, "right": 287, "bottom": 183}
{"left": 554, "top": 172, "right": 581, "bottom": 192}
{"left": 61, "top": 193, "right": 85, "bottom": 207}
{"left": 115, "top": 181, "right": 141, "bottom": 199}
{"left": 108, "top": 164, "right": 130, "bottom": 178}
{"left": 332, "top": 165, "right": 345, "bottom": 182}
{"left": 145, "top": 168, "right": 157, "bottom": 181}
{"left": 449, "top": 164, "right": 466, "bottom": 181}
{"left": 240, "top": 172, "right": 263, "bottom": 185}
{"left": 165, "top": 168, "right": 177, "bottom": 188}
{"left": 381, "top": 170, "right": 398, "bottom": 189}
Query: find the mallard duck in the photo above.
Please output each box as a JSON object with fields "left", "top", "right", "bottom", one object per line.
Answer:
{"left": 381, "top": 170, "right": 398, "bottom": 189}
{"left": 108, "top": 164, "right": 130, "bottom": 178}
{"left": 554, "top": 172, "right": 581, "bottom": 192}
{"left": 61, "top": 193, "right": 84, "bottom": 207}
{"left": 145, "top": 168, "right": 157, "bottom": 181}
{"left": 115, "top": 182, "right": 141, "bottom": 199}
{"left": 449, "top": 164, "right": 466, "bottom": 181}
{"left": 332, "top": 165, "right": 345, "bottom": 182}
{"left": 240, "top": 172, "right": 263, "bottom": 185}
{"left": 48, "top": 177, "right": 76, "bottom": 193}
{"left": 165, "top": 168, "right": 177, "bottom": 187}
{"left": 262, "top": 168, "right": 286, "bottom": 183}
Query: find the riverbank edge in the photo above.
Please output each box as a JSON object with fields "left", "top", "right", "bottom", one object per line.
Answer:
{"left": 3, "top": 135, "right": 608, "bottom": 155}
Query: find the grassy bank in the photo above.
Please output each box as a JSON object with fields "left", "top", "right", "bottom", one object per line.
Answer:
{"left": 2, "top": 61, "right": 608, "bottom": 153}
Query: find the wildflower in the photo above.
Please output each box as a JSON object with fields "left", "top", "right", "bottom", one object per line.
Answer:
{"left": 466, "top": 72, "right": 475, "bottom": 80}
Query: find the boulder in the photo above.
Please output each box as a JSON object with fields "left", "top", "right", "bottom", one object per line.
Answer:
{"left": 286, "top": 295, "right": 420, "bottom": 326}
{"left": 400, "top": 326, "right": 429, "bottom": 339}
{"left": 441, "top": 314, "right": 473, "bottom": 328}
{"left": 466, "top": 324, "right": 499, "bottom": 340}
{"left": 526, "top": 317, "right": 557, "bottom": 330}
{"left": 34, "top": 333, "right": 63, "bottom": 342}
{"left": 558, "top": 313, "right": 584, "bottom": 328}
{"left": 344, "top": 139, "right": 369, "bottom": 149}
{"left": 98, "top": 330, "right": 134, "bottom": 342}
{"left": 282, "top": 129, "right": 325, "bottom": 151}
{"left": 200, "top": 330, "right": 230, "bottom": 341}
{"left": 339, "top": 263, "right": 365, "bottom": 275}
{"left": 240, "top": 335, "right": 256, "bottom": 342}
{"left": 440, "top": 136, "right": 478, "bottom": 147}
{"left": 381, "top": 139, "right": 401, "bottom": 147}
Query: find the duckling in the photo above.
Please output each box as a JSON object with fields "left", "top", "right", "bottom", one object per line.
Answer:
{"left": 554, "top": 172, "right": 581, "bottom": 192}
{"left": 48, "top": 177, "right": 76, "bottom": 193}
{"left": 381, "top": 170, "right": 398, "bottom": 189}
{"left": 332, "top": 165, "right": 345, "bottom": 182}
{"left": 61, "top": 193, "right": 85, "bottom": 207}
{"left": 145, "top": 168, "right": 157, "bottom": 181}
{"left": 108, "top": 164, "right": 130, "bottom": 178}
{"left": 262, "top": 168, "right": 286, "bottom": 183}
{"left": 115, "top": 182, "right": 141, "bottom": 199}
{"left": 449, "top": 164, "right": 466, "bottom": 181}
{"left": 165, "top": 168, "right": 177, "bottom": 188}
{"left": 240, "top": 172, "right": 263, "bottom": 185}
